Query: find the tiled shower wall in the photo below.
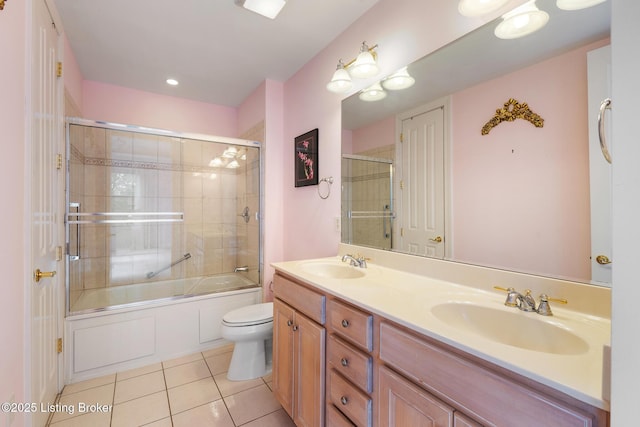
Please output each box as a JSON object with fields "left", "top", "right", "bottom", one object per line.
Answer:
{"left": 341, "top": 145, "right": 394, "bottom": 250}
{"left": 68, "top": 124, "right": 260, "bottom": 307}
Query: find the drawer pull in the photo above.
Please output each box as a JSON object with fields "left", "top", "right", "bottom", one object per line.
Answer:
{"left": 340, "top": 396, "right": 349, "bottom": 405}
{"left": 341, "top": 319, "right": 350, "bottom": 328}
{"left": 292, "top": 325, "right": 299, "bottom": 331}
{"left": 340, "top": 357, "right": 349, "bottom": 367}
{"left": 287, "top": 319, "right": 293, "bottom": 327}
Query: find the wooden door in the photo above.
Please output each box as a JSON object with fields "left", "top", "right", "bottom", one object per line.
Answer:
{"left": 398, "top": 107, "right": 445, "bottom": 258}
{"left": 30, "top": 1, "right": 63, "bottom": 426}
{"left": 379, "top": 366, "right": 454, "bottom": 427}
{"left": 273, "top": 299, "right": 295, "bottom": 418}
{"left": 294, "top": 311, "right": 325, "bottom": 427}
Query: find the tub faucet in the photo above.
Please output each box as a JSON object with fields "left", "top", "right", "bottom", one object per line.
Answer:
{"left": 341, "top": 254, "right": 367, "bottom": 268}
{"left": 234, "top": 266, "right": 249, "bottom": 272}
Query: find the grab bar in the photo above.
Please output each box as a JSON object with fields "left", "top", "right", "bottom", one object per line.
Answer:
{"left": 66, "top": 211, "right": 184, "bottom": 224}
{"left": 597, "top": 98, "right": 612, "bottom": 164}
{"left": 146, "top": 253, "right": 191, "bottom": 279}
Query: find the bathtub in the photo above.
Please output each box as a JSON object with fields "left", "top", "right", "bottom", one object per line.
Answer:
{"left": 64, "top": 274, "right": 262, "bottom": 384}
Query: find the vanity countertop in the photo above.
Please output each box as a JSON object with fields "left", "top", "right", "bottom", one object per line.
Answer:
{"left": 272, "top": 256, "right": 611, "bottom": 411}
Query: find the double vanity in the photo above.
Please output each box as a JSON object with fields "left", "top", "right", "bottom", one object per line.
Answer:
{"left": 272, "top": 245, "right": 610, "bottom": 426}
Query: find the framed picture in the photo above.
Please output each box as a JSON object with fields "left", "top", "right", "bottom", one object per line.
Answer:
{"left": 294, "top": 128, "right": 319, "bottom": 187}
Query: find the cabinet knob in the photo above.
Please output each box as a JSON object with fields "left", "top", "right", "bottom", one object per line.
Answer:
{"left": 292, "top": 325, "right": 298, "bottom": 331}
{"left": 341, "top": 319, "right": 350, "bottom": 328}
{"left": 340, "top": 358, "right": 349, "bottom": 367}
{"left": 340, "top": 396, "right": 348, "bottom": 405}
{"left": 287, "top": 320, "right": 293, "bottom": 327}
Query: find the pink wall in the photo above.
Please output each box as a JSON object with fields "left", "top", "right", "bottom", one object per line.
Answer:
{"left": 82, "top": 81, "right": 238, "bottom": 136}
{"left": 451, "top": 39, "right": 608, "bottom": 280}
{"left": 352, "top": 116, "right": 395, "bottom": 153}
{"left": 0, "top": 0, "right": 27, "bottom": 421}
{"left": 279, "top": 0, "right": 525, "bottom": 261}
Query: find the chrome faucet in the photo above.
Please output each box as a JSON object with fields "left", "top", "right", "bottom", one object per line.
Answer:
{"left": 341, "top": 254, "right": 367, "bottom": 268}
{"left": 234, "top": 266, "right": 249, "bottom": 272}
{"left": 494, "top": 286, "right": 567, "bottom": 316}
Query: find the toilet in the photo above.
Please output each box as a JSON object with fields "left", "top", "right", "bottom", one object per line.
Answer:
{"left": 221, "top": 302, "right": 274, "bottom": 381}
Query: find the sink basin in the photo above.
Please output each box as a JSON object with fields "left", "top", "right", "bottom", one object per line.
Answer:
{"left": 299, "top": 262, "right": 366, "bottom": 279}
{"left": 431, "top": 303, "right": 589, "bottom": 355}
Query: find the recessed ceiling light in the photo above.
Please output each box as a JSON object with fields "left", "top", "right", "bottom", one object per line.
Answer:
{"left": 234, "top": 0, "right": 286, "bottom": 19}
{"left": 166, "top": 78, "right": 179, "bottom": 86}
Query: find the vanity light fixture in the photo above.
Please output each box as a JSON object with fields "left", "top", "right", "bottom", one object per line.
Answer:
{"left": 556, "top": 0, "right": 606, "bottom": 10}
{"left": 359, "top": 82, "right": 387, "bottom": 102}
{"left": 458, "top": 0, "right": 510, "bottom": 16}
{"left": 382, "top": 67, "right": 415, "bottom": 91}
{"left": 166, "top": 78, "right": 179, "bottom": 86}
{"left": 326, "top": 42, "right": 379, "bottom": 94}
{"left": 494, "top": 0, "right": 549, "bottom": 39}
{"left": 234, "top": 0, "right": 286, "bottom": 19}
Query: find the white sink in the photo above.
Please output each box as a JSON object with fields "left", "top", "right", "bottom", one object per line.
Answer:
{"left": 431, "top": 302, "right": 589, "bottom": 355}
{"left": 299, "top": 261, "right": 366, "bottom": 279}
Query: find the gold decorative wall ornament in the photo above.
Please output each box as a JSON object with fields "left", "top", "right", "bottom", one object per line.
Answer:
{"left": 481, "top": 98, "right": 544, "bottom": 135}
{"left": 0, "top": 0, "right": 6, "bottom": 11}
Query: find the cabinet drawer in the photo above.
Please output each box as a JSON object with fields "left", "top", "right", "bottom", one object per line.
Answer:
{"left": 379, "top": 322, "right": 596, "bottom": 427}
{"left": 329, "top": 370, "right": 372, "bottom": 427}
{"left": 454, "top": 412, "right": 483, "bottom": 427}
{"left": 326, "top": 404, "right": 356, "bottom": 427}
{"left": 328, "top": 299, "right": 373, "bottom": 351}
{"left": 273, "top": 273, "right": 325, "bottom": 324}
{"left": 328, "top": 334, "right": 373, "bottom": 393}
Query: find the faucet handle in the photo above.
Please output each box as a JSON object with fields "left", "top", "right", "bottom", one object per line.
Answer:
{"left": 493, "top": 286, "right": 519, "bottom": 307}
{"left": 536, "top": 294, "right": 568, "bottom": 316}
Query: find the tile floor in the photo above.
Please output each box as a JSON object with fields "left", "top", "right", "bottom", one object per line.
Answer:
{"left": 47, "top": 345, "right": 295, "bottom": 427}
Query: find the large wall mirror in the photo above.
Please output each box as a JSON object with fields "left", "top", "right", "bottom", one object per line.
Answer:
{"left": 341, "top": 0, "right": 611, "bottom": 286}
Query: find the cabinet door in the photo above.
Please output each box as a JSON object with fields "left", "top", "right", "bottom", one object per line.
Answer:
{"left": 379, "top": 366, "right": 454, "bottom": 427}
{"left": 295, "top": 311, "right": 326, "bottom": 427}
{"left": 273, "top": 299, "right": 295, "bottom": 418}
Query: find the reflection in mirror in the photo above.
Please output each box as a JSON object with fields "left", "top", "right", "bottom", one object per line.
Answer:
{"left": 341, "top": 0, "right": 611, "bottom": 286}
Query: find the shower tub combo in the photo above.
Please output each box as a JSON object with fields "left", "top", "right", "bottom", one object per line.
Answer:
{"left": 64, "top": 119, "right": 263, "bottom": 383}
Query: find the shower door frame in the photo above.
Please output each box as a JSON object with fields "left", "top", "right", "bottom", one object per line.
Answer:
{"left": 64, "top": 117, "right": 263, "bottom": 316}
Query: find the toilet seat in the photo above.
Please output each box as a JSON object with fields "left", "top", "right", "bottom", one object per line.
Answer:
{"left": 222, "top": 302, "right": 273, "bottom": 327}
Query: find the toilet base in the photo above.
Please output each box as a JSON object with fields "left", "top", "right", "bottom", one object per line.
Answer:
{"left": 227, "top": 338, "right": 273, "bottom": 381}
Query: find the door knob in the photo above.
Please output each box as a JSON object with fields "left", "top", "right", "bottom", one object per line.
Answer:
{"left": 34, "top": 269, "right": 56, "bottom": 283}
{"left": 595, "top": 255, "right": 612, "bottom": 265}
{"left": 429, "top": 236, "right": 443, "bottom": 243}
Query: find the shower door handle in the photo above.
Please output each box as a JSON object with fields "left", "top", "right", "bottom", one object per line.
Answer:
{"left": 598, "top": 98, "right": 612, "bottom": 164}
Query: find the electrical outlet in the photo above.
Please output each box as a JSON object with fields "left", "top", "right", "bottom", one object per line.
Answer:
{"left": 334, "top": 216, "right": 341, "bottom": 233}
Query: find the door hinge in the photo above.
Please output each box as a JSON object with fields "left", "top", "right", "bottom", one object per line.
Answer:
{"left": 400, "top": 228, "right": 404, "bottom": 237}
{"left": 400, "top": 180, "right": 404, "bottom": 190}
{"left": 57, "top": 338, "right": 63, "bottom": 354}
{"left": 56, "top": 246, "right": 63, "bottom": 261}
{"left": 57, "top": 62, "right": 62, "bottom": 78}
{"left": 399, "top": 132, "right": 404, "bottom": 143}
{"left": 56, "top": 153, "right": 63, "bottom": 170}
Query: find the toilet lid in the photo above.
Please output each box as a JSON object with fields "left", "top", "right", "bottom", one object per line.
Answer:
{"left": 223, "top": 302, "right": 274, "bottom": 325}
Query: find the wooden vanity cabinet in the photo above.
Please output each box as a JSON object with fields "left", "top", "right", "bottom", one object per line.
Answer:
{"left": 272, "top": 274, "right": 326, "bottom": 427}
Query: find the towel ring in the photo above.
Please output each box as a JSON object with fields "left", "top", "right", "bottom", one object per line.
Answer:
{"left": 318, "top": 176, "right": 333, "bottom": 199}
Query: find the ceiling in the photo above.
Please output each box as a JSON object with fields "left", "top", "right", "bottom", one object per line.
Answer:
{"left": 53, "top": 0, "right": 381, "bottom": 107}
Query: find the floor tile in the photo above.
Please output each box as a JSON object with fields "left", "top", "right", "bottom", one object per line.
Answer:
{"left": 202, "top": 344, "right": 234, "bottom": 358}
{"left": 162, "top": 352, "right": 204, "bottom": 369}
{"left": 49, "top": 410, "right": 111, "bottom": 427}
{"left": 51, "top": 383, "right": 114, "bottom": 424}
{"left": 224, "top": 384, "right": 282, "bottom": 426}
{"left": 172, "top": 400, "right": 235, "bottom": 427}
{"left": 213, "top": 373, "right": 263, "bottom": 397}
{"left": 241, "top": 408, "right": 296, "bottom": 427}
{"left": 168, "top": 377, "right": 222, "bottom": 415}
{"left": 164, "top": 359, "right": 212, "bottom": 389}
{"left": 204, "top": 352, "right": 232, "bottom": 376}
{"left": 114, "top": 371, "right": 166, "bottom": 404}
{"left": 140, "top": 417, "right": 172, "bottom": 427}
{"left": 61, "top": 374, "right": 115, "bottom": 396}
{"left": 116, "top": 362, "right": 162, "bottom": 382}
{"left": 111, "top": 391, "right": 170, "bottom": 427}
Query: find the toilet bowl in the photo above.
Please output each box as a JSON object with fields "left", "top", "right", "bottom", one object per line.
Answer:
{"left": 221, "top": 302, "right": 274, "bottom": 381}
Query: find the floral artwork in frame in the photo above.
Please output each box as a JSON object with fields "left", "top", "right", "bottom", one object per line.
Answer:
{"left": 294, "top": 128, "right": 319, "bottom": 187}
